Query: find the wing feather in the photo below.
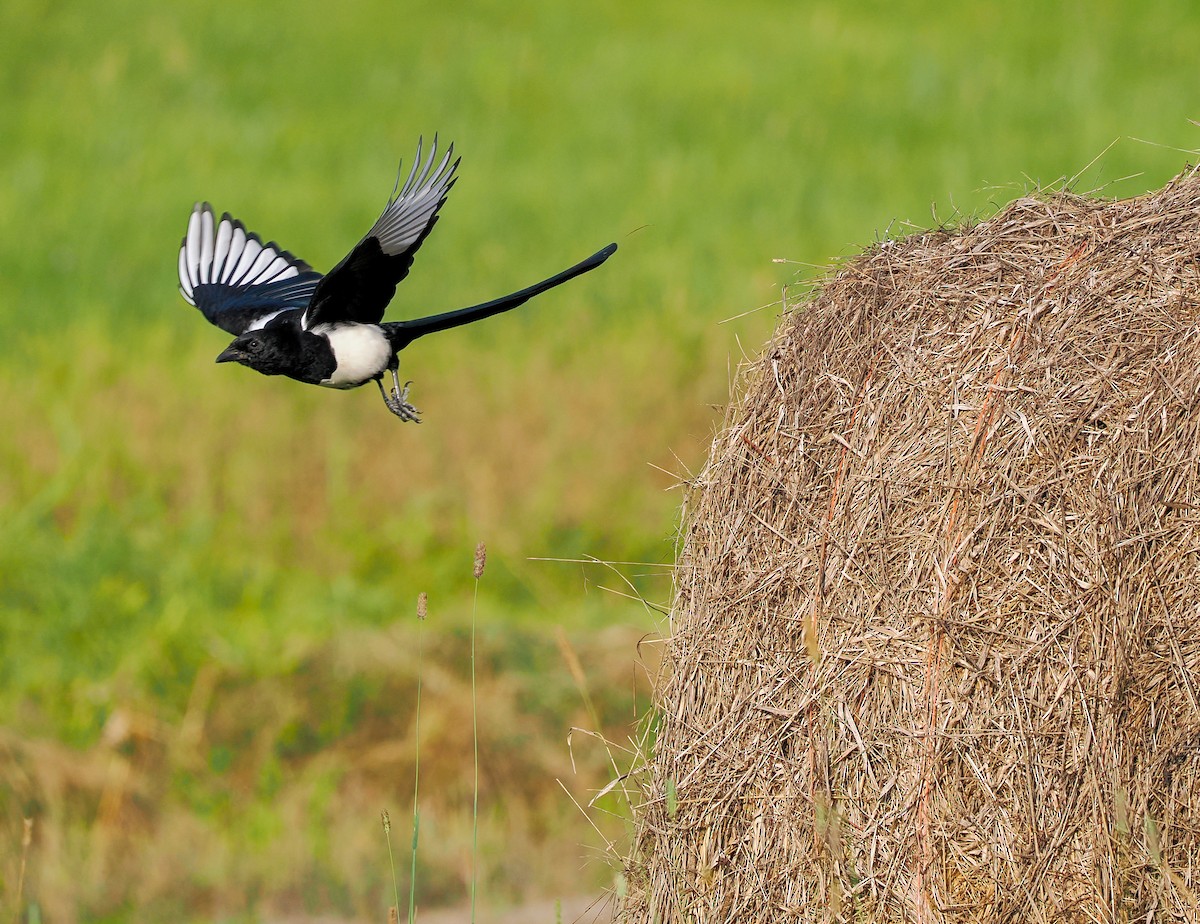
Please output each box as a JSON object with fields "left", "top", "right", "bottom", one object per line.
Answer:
{"left": 368, "top": 140, "right": 457, "bottom": 257}
{"left": 185, "top": 207, "right": 203, "bottom": 293}
{"left": 178, "top": 245, "right": 192, "bottom": 301}
{"left": 199, "top": 207, "right": 215, "bottom": 284}
{"left": 213, "top": 217, "right": 233, "bottom": 282}
{"left": 301, "top": 136, "right": 459, "bottom": 328}
{"left": 178, "top": 202, "right": 322, "bottom": 335}
{"left": 230, "top": 234, "right": 265, "bottom": 286}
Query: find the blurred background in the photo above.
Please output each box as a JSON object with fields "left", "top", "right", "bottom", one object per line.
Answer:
{"left": 2, "top": 1, "right": 1198, "bottom": 921}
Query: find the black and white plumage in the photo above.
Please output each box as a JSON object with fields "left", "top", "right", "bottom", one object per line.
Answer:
{"left": 178, "top": 137, "right": 617, "bottom": 421}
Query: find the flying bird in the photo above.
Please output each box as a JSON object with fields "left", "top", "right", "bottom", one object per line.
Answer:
{"left": 178, "top": 138, "right": 616, "bottom": 421}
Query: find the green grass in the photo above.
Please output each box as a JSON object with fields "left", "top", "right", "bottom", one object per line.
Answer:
{"left": 3, "top": 0, "right": 1200, "bottom": 920}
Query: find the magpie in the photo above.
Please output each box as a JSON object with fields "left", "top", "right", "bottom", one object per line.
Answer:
{"left": 178, "top": 137, "right": 617, "bottom": 421}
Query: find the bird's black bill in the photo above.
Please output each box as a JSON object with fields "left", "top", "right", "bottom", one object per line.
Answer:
{"left": 385, "top": 242, "right": 618, "bottom": 349}
{"left": 215, "top": 345, "right": 242, "bottom": 364}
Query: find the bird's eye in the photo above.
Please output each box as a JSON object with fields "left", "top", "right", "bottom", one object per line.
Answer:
{"left": 245, "top": 340, "right": 261, "bottom": 354}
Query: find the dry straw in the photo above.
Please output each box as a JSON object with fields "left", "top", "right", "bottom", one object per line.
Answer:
{"left": 621, "top": 170, "right": 1200, "bottom": 922}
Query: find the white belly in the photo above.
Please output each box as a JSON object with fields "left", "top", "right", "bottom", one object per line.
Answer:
{"left": 314, "top": 323, "right": 391, "bottom": 388}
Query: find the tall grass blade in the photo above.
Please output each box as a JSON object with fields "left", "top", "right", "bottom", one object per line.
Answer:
{"left": 410, "top": 591, "right": 428, "bottom": 924}
{"left": 470, "top": 544, "right": 486, "bottom": 924}
{"left": 14, "top": 817, "right": 33, "bottom": 924}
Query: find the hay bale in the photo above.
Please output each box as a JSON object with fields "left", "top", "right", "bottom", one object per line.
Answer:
{"left": 623, "top": 172, "right": 1200, "bottom": 922}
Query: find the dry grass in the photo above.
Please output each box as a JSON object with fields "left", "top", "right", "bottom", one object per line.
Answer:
{"left": 1, "top": 621, "right": 646, "bottom": 923}
{"left": 621, "top": 170, "right": 1200, "bottom": 922}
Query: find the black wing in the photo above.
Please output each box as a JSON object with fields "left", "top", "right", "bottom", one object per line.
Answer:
{"left": 178, "top": 202, "right": 323, "bottom": 336}
{"left": 301, "top": 136, "right": 459, "bottom": 330}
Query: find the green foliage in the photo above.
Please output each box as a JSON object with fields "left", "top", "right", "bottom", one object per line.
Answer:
{"left": 3, "top": 0, "right": 1200, "bottom": 920}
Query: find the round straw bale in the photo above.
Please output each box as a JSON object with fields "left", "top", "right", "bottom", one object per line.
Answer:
{"left": 623, "top": 173, "right": 1200, "bottom": 922}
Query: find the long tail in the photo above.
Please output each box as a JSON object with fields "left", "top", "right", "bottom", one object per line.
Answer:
{"left": 383, "top": 243, "right": 617, "bottom": 351}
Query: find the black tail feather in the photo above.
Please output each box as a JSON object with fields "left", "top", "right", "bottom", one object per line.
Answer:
{"left": 383, "top": 243, "right": 617, "bottom": 351}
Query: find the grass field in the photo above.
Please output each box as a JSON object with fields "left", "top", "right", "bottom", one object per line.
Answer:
{"left": 3, "top": 1, "right": 1200, "bottom": 921}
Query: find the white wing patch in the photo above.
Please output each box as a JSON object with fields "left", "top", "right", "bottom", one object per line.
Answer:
{"left": 244, "top": 309, "right": 290, "bottom": 331}
{"left": 178, "top": 203, "right": 309, "bottom": 306}
{"left": 366, "top": 137, "right": 459, "bottom": 257}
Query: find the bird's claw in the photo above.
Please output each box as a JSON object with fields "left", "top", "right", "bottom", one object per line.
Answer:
{"left": 384, "top": 379, "right": 421, "bottom": 423}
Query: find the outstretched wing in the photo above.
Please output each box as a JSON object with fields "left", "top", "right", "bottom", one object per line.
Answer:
{"left": 178, "top": 202, "right": 323, "bottom": 336}
{"left": 301, "top": 136, "right": 459, "bottom": 330}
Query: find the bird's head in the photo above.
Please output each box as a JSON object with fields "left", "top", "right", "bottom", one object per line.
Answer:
{"left": 215, "top": 330, "right": 296, "bottom": 377}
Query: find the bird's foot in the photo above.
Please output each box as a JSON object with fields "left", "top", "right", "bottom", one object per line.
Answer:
{"left": 384, "top": 379, "right": 422, "bottom": 423}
